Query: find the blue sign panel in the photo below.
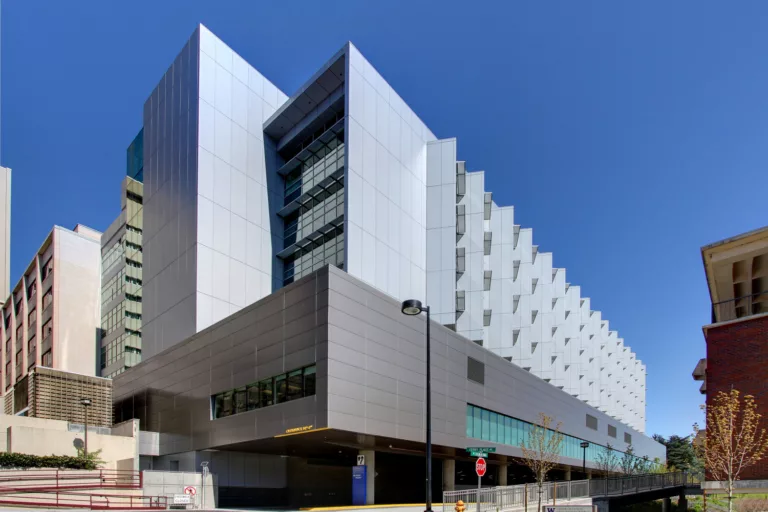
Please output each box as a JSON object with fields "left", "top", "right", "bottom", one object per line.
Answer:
{"left": 352, "top": 465, "right": 367, "bottom": 505}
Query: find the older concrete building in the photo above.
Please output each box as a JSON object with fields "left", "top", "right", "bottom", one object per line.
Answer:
{"left": 0, "top": 224, "right": 102, "bottom": 392}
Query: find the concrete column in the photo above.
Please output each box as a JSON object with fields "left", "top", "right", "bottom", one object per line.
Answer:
{"left": 587, "top": 470, "right": 592, "bottom": 480}
{"left": 498, "top": 464, "right": 507, "bottom": 486}
{"left": 661, "top": 497, "right": 671, "bottom": 512}
{"left": 360, "top": 450, "right": 375, "bottom": 505}
{"left": 678, "top": 494, "right": 688, "bottom": 511}
{"left": 565, "top": 468, "right": 571, "bottom": 481}
{"left": 443, "top": 459, "right": 456, "bottom": 491}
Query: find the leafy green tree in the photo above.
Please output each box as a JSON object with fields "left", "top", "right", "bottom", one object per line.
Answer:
{"left": 653, "top": 433, "right": 701, "bottom": 472}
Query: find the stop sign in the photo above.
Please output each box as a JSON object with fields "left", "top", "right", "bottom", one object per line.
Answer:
{"left": 475, "top": 457, "right": 487, "bottom": 477}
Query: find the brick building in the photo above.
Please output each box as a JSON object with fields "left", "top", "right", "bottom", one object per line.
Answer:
{"left": 695, "top": 225, "right": 768, "bottom": 486}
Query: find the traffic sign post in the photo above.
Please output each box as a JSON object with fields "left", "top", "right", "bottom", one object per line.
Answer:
{"left": 475, "top": 458, "right": 487, "bottom": 512}
{"left": 475, "top": 457, "right": 487, "bottom": 477}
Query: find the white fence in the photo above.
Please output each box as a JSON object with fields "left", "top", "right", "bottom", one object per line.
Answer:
{"left": 443, "top": 480, "right": 590, "bottom": 512}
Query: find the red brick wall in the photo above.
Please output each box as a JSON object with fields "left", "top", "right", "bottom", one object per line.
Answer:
{"left": 705, "top": 314, "right": 768, "bottom": 480}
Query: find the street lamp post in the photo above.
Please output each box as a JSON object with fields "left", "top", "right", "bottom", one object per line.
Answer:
{"left": 80, "top": 398, "right": 92, "bottom": 458}
{"left": 580, "top": 441, "right": 590, "bottom": 475}
{"left": 401, "top": 299, "right": 432, "bottom": 512}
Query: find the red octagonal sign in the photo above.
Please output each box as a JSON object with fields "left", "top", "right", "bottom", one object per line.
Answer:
{"left": 475, "top": 457, "right": 487, "bottom": 477}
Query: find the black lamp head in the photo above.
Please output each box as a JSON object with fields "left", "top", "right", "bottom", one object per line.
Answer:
{"left": 401, "top": 299, "right": 423, "bottom": 316}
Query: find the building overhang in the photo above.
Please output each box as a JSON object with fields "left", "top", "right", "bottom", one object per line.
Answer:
{"left": 701, "top": 225, "right": 768, "bottom": 322}
{"left": 263, "top": 46, "right": 347, "bottom": 141}
{"left": 692, "top": 358, "right": 706, "bottom": 381}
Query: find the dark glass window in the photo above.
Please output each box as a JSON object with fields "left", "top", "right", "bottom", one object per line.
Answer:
{"left": 275, "top": 374, "right": 287, "bottom": 404}
{"left": 246, "top": 384, "right": 259, "bottom": 411}
{"left": 212, "top": 365, "right": 317, "bottom": 419}
{"left": 215, "top": 391, "right": 233, "bottom": 418}
{"left": 304, "top": 366, "right": 316, "bottom": 397}
{"left": 287, "top": 370, "right": 303, "bottom": 401}
{"left": 234, "top": 388, "right": 247, "bottom": 414}
{"left": 259, "top": 378, "right": 273, "bottom": 408}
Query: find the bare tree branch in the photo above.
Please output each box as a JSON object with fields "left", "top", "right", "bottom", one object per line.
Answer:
{"left": 521, "top": 413, "right": 564, "bottom": 512}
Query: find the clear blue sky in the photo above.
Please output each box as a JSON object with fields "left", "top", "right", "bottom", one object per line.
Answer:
{"left": 3, "top": 1, "right": 767, "bottom": 438}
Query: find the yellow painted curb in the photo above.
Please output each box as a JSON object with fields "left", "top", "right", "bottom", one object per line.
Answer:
{"left": 301, "top": 504, "right": 445, "bottom": 511}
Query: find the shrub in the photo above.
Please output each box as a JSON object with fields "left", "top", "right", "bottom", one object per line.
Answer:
{"left": 0, "top": 452, "right": 99, "bottom": 470}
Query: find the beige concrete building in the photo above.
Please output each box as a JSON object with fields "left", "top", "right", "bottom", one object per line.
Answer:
{"left": 0, "top": 167, "right": 10, "bottom": 304}
{"left": 1, "top": 224, "right": 102, "bottom": 392}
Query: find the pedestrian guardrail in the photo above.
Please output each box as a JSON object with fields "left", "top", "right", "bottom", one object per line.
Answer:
{"left": 442, "top": 472, "right": 697, "bottom": 512}
{"left": 0, "top": 491, "right": 168, "bottom": 509}
{"left": 0, "top": 468, "right": 142, "bottom": 492}
{"left": 443, "top": 480, "right": 590, "bottom": 512}
{"left": 588, "top": 471, "right": 697, "bottom": 497}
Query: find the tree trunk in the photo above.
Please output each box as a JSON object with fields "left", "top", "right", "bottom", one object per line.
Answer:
{"left": 727, "top": 484, "right": 733, "bottom": 512}
{"left": 537, "top": 481, "right": 542, "bottom": 512}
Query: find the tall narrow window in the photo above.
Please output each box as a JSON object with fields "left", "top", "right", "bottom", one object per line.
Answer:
{"left": 483, "top": 309, "right": 492, "bottom": 327}
{"left": 484, "top": 232, "right": 492, "bottom": 255}
{"left": 456, "top": 162, "right": 466, "bottom": 196}
{"left": 456, "top": 205, "right": 466, "bottom": 235}
{"left": 456, "top": 291, "right": 466, "bottom": 312}
{"left": 484, "top": 192, "right": 492, "bottom": 220}
{"left": 484, "top": 271, "right": 492, "bottom": 291}
{"left": 259, "top": 378, "right": 274, "bottom": 408}
{"left": 275, "top": 374, "right": 287, "bottom": 404}
{"left": 287, "top": 369, "right": 303, "bottom": 401}
{"left": 456, "top": 248, "right": 466, "bottom": 273}
{"left": 304, "top": 366, "right": 317, "bottom": 397}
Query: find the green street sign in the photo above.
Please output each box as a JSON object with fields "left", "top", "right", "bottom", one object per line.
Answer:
{"left": 469, "top": 450, "right": 488, "bottom": 457}
{"left": 466, "top": 447, "right": 496, "bottom": 453}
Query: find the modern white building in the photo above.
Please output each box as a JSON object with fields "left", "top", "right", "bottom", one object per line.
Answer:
{"left": 141, "top": 25, "right": 645, "bottom": 433}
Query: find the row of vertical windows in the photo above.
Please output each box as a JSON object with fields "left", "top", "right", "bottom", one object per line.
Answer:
{"left": 102, "top": 302, "right": 126, "bottom": 336}
{"left": 102, "top": 240, "right": 125, "bottom": 275}
{"left": 466, "top": 405, "right": 646, "bottom": 465}
{"left": 283, "top": 188, "right": 345, "bottom": 246}
{"left": 283, "top": 227, "right": 345, "bottom": 286}
{"left": 212, "top": 365, "right": 317, "bottom": 419}
{"left": 284, "top": 138, "right": 344, "bottom": 206}
{"left": 102, "top": 268, "right": 126, "bottom": 307}
{"left": 100, "top": 331, "right": 142, "bottom": 371}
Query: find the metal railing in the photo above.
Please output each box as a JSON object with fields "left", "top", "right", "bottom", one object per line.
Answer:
{"left": 0, "top": 469, "right": 142, "bottom": 492}
{"left": 0, "top": 491, "right": 167, "bottom": 510}
{"left": 443, "top": 472, "right": 697, "bottom": 512}
{"left": 712, "top": 290, "right": 768, "bottom": 323}
{"left": 589, "top": 471, "right": 697, "bottom": 497}
{"left": 443, "top": 480, "right": 590, "bottom": 512}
